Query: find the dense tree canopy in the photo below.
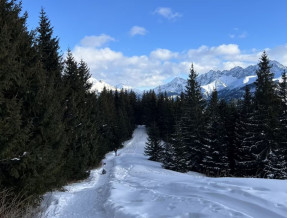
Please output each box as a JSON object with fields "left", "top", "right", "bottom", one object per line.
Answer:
{"left": 0, "top": 1, "right": 138, "bottom": 203}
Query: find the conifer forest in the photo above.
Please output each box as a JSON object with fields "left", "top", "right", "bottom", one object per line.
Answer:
{"left": 0, "top": 0, "right": 287, "bottom": 211}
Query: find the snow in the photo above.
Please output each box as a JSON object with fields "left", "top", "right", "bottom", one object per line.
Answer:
{"left": 198, "top": 60, "right": 287, "bottom": 95}
{"left": 42, "top": 126, "right": 287, "bottom": 218}
{"left": 89, "top": 77, "right": 116, "bottom": 93}
{"left": 88, "top": 77, "right": 143, "bottom": 95}
{"left": 154, "top": 77, "right": 187, "bottom": 94}
{"left": 243, "top": 75, "right": 257, "bottom": 84}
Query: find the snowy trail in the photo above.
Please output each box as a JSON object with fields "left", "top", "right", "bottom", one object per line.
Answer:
{"left": 43, "top": 126, "right": 287, "bottom": 218}
{"left": 42, "top": 145, "right": 115, "bottom": 218}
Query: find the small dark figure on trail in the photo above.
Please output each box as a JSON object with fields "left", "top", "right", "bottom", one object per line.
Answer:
{"left": 114, "top": 148, "right": 118, "bottom": 156}
{"left": 102, "top": 169, "right": 106, "bottom": 175}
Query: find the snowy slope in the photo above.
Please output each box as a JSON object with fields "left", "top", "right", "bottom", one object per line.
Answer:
{"left": 42, "top": 126, "right": 287, "bottom": 218}
{"left": 198, "top": 60, "right": 286, "bottom": 95}
{"left": 88, "top": 78, "right": 143, "bottom": 95}
{"left": 89, "top": 77, "right": 116, "bottom": 93}
{"left": 154, "top": 77, "right": 186, "bottom": 94}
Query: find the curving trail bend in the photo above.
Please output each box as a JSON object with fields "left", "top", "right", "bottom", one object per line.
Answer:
{"left": 43, "top": 126, "right": 287, "bottom": 218}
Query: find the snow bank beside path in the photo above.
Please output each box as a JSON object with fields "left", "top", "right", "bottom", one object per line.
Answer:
{"left": 42, "top": 149, "right": 115, "bottom": 218}
{"left": 43, "top": 126, "right": 287, "bottom": 218}
{"left": 106, "top": 126, "right": 287, "bottom": 218}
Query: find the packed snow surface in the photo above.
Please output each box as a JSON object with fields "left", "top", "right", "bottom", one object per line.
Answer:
{"left": 43, "top": 126, "right": 287, "bottom": 218}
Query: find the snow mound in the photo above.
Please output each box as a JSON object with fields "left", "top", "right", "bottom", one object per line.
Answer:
{"left": 43, "top": 126, "right": 287, "bottom": 218}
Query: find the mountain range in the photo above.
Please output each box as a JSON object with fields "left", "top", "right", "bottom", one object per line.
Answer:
{"left": 89, "top": 60, "right": 287, "bottom": 99}
{"left": 153, "top": 60, "right": 286, "bottom": 99}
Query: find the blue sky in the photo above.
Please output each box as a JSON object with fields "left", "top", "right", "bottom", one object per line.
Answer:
{"left": 22, "top": 0, "right": 287, "bottom": 89}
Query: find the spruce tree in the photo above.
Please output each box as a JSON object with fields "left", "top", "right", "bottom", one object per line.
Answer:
{"left": 144, "top": 123, "right": 162, "bottom": 161}
{"left": 141, "top": 90, "right": 157, "bottom": 126}
{"left": 97, "top": 88, "right": 118, "bottom": 152}
{"left": 234, "top": 85, "right": 258, "bottom": 176}
{"left": 279, "top": 71, "right": 287, "bottom": 168}
{"left": 180, "top": 64, "right": 206, "bottom": 172}
{"left": 62, "top": 51, "right": 91, "bottom": 180}
{"left": 31, "top": 8, "right": 67, "bottom": 189}
{"left": 0, "top": 0, "right": 47, "bottom": 196}
{"left": 224, "top": 102, "right": 238, "bottom": 175}
{"left": 37, "top": 8, "right": 63, "bottom": 84}
{"left": 202, "top": 90, "right": 229, "bottom": 176}
{"left": 0, "top": 0, "right": 28, "bottom": 162}
{"left": 162, "top": 120, "right": 187, "bottom": 172}
{"left": 253, "top": 52, "right": 281, "bottom": 177}
{"left": 161, "top": 141, "right": 176, "bottom": 170}
{"left": 157, "top": 92, "right": 174, "bottom": 140}
{"left": 269, "top": 70, "right": 287, "bottom": 179}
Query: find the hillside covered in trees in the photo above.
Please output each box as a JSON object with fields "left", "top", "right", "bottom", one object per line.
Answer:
{"left": 0, "top": 0, "right": 139, "bottom": 206}
{"left": 144, "top": 53, "right": 287, "bottom": 179}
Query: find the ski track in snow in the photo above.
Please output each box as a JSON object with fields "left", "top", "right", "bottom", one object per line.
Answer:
{"left": 43, "top": 126, "right": 287, "bottom": 218}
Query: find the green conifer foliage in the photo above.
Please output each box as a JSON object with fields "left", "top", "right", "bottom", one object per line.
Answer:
{"left": 144, "top": 123, "right": 162, "bottom": 161}
{"left": 234, "top": 86, "right": 258, "bottom": 176}
{"left": 253, "top": 52, "right": 281, "bottom": 177}
{"left": 202, "top": 90, "right": 229, "bottom": 176}
{"left": 180, "top": 64, "right": 206, "bottom": 172}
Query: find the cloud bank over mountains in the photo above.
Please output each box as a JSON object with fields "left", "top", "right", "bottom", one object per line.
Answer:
{"left": 72, "top": 34, "right": 287, "bottom": 89}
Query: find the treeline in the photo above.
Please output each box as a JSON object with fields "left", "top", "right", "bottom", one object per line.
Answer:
{"left": 0, "top": 0, "right": 137, "bottom": 201}
{"left": 144, "top": 52, "right": 287, "bottom": 179}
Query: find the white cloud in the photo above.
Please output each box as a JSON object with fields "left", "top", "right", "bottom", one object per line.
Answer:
{"left": 129, "top": 26, "right": 147, "bottom": 36}
{"left": 186, "top": 44, "right": 260, "bottom": 72}
{"left": 150, "top": 49, "right": 178, "bottom": 60}
{"left": 212, "top": 44, "right": 240, "bottom": 55}
{"left": 72, "top": 39, "right": 287, "bottom": 89}
{"left": 154, "top": 7, "right": 182, "bottom": 20}
{"left": 267, "top": 44, "right": 287, "bottom": 66}
{"left": 80, "top": 34, "right": 115, "bottom": 48}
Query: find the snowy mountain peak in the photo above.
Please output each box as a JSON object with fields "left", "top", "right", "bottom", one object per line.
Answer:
{"left": 88, "top": 77, "right": 143, "bottom": 95}
{"left": 171, "top": 77, "right": 186, "bottom": 84}
{"left": 154, "top": 77, "right": 187, "bottom": 94}
{"left": 152, "top": 60, "right": 286, "bottom": 97}
{"left": 270, "top": 60, "right": 285, "bottom": 68}
{"left": 197, "top": 60, "right": 286, "bottom": 95}
{"left": 88, "top": 77, "right": 116, "bottom": 93}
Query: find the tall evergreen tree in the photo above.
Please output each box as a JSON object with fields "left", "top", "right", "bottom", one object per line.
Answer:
{"left": 180, "top": 64, "right": 206, "bottom": 172}
{"left": 278, "top": 71, "right": 287, "bottom": 166}
{"left": 157, "top": 92, "right": 174, "bottom": 141}
{"left": 202, "top": 90, "right": 229, "bottom": 176}
{"left": 270, "top": 70, "right": 287, "bottom": 179}
{"left": 141, "top": 90, "right": 157, "bottom": 126}
{"left": 29, "top": 8, "right": 67, "bottom": 190}
{"left": 0, "top": 0, "right": 48, "bottom": 196}
{"left": 36, "top": 8, "right": 63, "bottom": 84}
{"left": 144, "top": 123, "right": 162, "bottom": 161}
{"left": 224, "top": 102, "right": 238, "bottom": 175}
{"left": 253, "top": 52, "right": 281, "bottom": 177}
{"left": 162, "top": 120, "right": 186, "bottom": 172}
{"left": 234, "top": 85, "right": 258, "bottom": 176}
{"left": 0, "top": 0, "right": 30, "bottom": 163}
{"left": 62, "top": 51, "right": 91, "bottom": 180}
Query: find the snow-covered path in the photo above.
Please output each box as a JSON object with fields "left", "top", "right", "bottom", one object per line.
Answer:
{"left": 43, "top": 126, "right": 287, "bottom": 218}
